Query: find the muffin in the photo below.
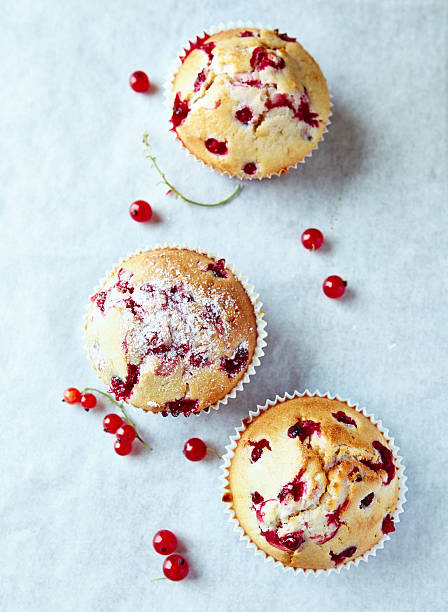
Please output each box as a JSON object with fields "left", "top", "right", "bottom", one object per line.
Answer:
{"left": 85, "top": 247, "right": 265, "bottom": 416}
{"left": 169, "top": 27, "right": 330, "bottom": 179}
{"left": 224, "top": 394, "right": 402, "bottom": 571}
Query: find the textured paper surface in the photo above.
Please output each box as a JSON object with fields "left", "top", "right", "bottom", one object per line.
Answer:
{"left": 1, "top": 1, "right": 447, "bottom": 611}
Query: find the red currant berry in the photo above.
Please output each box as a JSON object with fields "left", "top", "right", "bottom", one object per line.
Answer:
{"left": 116, "top": 423, "right": 136, "bottom": 443}
{"left": 114, "top": 439, "right": 133, "bottom": 456}
{"left": 323, "top": 275, "right": 347, "bottom": 299}
{"left": 129, "top": 200, "right": 152, "bottom": 222}
{"left": 129, "top": 70, "right": 150, "bottom": 93}
{"left": 80, "top": 393, "right": 97, "bottom": 410}
{"left": 63, "top": 387, "right": 81, "bottom": 404}
{"left": 163, "top": 554, "right": 189, "bottom": 581}
{"left": 153, "top": 530, "right": 178, "bottom": 555}
{"left": 103, "top": 413, "right": 123, "bottom": 434}
{"left": 183, "top": 438, "right": 207, "bottom": 462}
{"left": 301, "top": 228, "right": 324, "bottom": 250}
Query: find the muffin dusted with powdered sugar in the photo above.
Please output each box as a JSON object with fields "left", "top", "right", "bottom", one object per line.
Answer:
{"left": 169, "top": 27, "right": 330, "bottom": 178}
{"left": 85, "top": 247, "right": 261, "bottom": 417}
{"left": 225, "top": 395, "right": 400, "bottom": 570}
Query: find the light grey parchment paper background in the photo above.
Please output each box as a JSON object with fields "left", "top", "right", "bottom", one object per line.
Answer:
{"left": 1, "top": 1, "right": 447, "bottom": 611}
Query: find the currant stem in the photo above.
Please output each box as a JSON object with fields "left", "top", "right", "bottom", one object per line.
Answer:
{"left": 142, "top": 132, "right": 242, "bottom": 207}
{"left": 207, "top": 446, "right": 221, "bottom": 458}
{"left": 151, "top": 577, "right": 167, "bottom": 582}
{"left": 83, "top": 387, "right": 153, "bottom": 451}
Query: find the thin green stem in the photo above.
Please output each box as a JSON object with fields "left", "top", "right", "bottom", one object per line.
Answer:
{"left": 207, "top": 446, "right": 221, "bottom": 459}
{"left": 83, "top": 387, "right": 153, "bottom": 451}
{"left": 142, "top": 132, "right": 242, "bottom": 207}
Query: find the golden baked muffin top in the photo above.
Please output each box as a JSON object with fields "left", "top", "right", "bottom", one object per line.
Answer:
{"left": 227, "top": 396, "right": 400, "bottom": 570}
{"left": 170, "top": 27, "right": 330, "bottom": 179}
{"left": 85, "top": 248, "right": 258, "bottom": 416}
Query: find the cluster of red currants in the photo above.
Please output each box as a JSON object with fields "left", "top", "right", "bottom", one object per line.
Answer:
{"left": 103, "top": 413, "right": 137, "bottom": 456}
{"left": 63, "top": 387, "right": 146, "bottom": 456}
{"left": 63, "top": 387, "right": 97, "bottom": 410}
{"left": 301, "top": 228, "right": 348, "bottom": 299}
{"left": 153, "top": 530, "right": 189, "bottom": 581}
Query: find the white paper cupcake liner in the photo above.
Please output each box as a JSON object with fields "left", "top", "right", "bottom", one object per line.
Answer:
{"left": 219, "top": 390, "right": 407, "bottom": 576}
{"left": 83, "top": 243, "right": 267, "bottom": 418}
{"left": 163, "top": 22, "right": 333, "bottom": 180}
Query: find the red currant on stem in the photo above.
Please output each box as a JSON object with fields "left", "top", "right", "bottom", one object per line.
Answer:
{"left": 153, "top": 530, "right": 178, "bottom": 555}
{"left": 162, "top": 554, "right": 189, "bottom": 581}
{"left": 129, "top": 200, "right": 152, "bottom": 222}
{"left": 114, "top": 439, "right": 133, "bottom": 456}
{"left": 116, "top": 423, "right": 136, "bottom": 443}
{"left": 63, "top": 387, "right": 81, "bottom": 404}
{"left": 323, "top": 275, "right": 347, "bottom": 299}
{"left": 80, "top": 393, "right": 97, "bottom": 411}
{"left": 129, "top": 70, "right": 150, "bottom": 93}
{"left": 301, "top": 228, "right": 324, "bottom": 251}
{"left": 103, "top": 413, "right": 123, "bottom": 434}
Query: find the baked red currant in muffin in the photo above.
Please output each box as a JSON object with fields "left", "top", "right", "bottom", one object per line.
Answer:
{"left": 170, "top": 28, "right": 330, "bottom": 178}
{"left": 226, "top": 395, "right": 400, "bottom": 569}
{"left": 85, "top": 248, "right": 261, "bottom": 416}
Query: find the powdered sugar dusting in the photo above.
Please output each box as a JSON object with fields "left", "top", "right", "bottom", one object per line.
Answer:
{"left": 91, "top": 267, "right": 238, "bottom": 381}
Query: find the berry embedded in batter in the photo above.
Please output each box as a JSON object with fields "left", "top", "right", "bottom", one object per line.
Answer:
{"left": 250, "top": 46, "right": 286, "bottom": 71}
{"left": 329, "top": 545, "right": 357, "bottom": 566}
{"left": 109, "top": 364, "right": 141, "bottom": 401}
{"left": 287, "top": 419, "right": 321, "bottom": 443}
{"left": 193, "top": 68, "right": 207, "bottom": 92}
{"left": 205, "top": 138, "right": 228, "bottom": 155}
{"left": 170, "top": 93, "right": 190, "bottom": 130}
{"left": 248, "top": 438, "right": 271, "bottom": 463}
{"left": 262, "top": 529, "right": 305, "bottom": 552}
{"left": 162, "top": 398, "right": 200, "bottom": 418}
{"left": 381, "top": 514, "right": 395, "bottom": 535}
{"left": 360, "top": 492, "right": 375, "bottom": 509}
{"left": 332, "top": 410, "right": 357, "bottom": 428}
{"left": 274, "top": 30, "right": 297, "bottom": 42}
{"left": 251, "top": 491, "right": 264, "bottom": 505}
{"left": 240, "top": 30, "right": 254, "bottom": 37}
{"left": 235, "top": 106, "right": 253, "bottom": 124}
{"left": 265, "top": 90, "right": 320, "bottom": 128}
{"left": 278, "top": 469, "right": 306, "bottom": 503}
{"left": 361, "top": 441, "right": 396, "bottom": 485}
{"left": 242, "top": 162, "right": 257, "bottom": 176}
{"left": 205, "top": 258, "right": 229, "bottom": 278}
{"left": 295, "top": 94, "right": 320, "bottom": 128}
{"left": 91, "top": 291, "right": 107, "bottom": 313}
{"left": 221, "top": 344, "right": 249, "bottom": 377}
